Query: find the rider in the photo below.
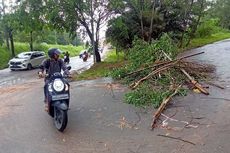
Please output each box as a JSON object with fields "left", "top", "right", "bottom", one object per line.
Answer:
{"left": 64, "top": 51, "right": 70, "bottom": 64}
{"left": 38, "top": 48, "right": 70, "bottom": 107}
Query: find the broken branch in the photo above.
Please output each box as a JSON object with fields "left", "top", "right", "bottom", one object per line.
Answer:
{"left": 161, "top": 50, "right": 209, "bottom": 95}
{"left": 151, "top": 85, "right": 181, "bottom": 130}
{"left": 157, "top": 134, "right": 196, "bottom": 145}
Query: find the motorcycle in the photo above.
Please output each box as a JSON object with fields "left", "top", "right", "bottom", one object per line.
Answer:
{"left": 64, "top": 55, "right": 70, "bottom": 64}
{"left": 82, "top": 52, "right": 88, "bottom": 62}
{"left": 45, "top": 68, "right": 71, "bottom": 132}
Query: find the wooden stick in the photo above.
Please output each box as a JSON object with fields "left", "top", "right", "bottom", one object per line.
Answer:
{"left": 157, "top": 134, "right": 196, "bottom": 145}
{"left": 176, "top": 51, "right": 205, "bottom": 60}
{"left": 126, "top": 52, "right": 205, "bottom": 76}
{"left": 206, "top": 81, "right": 225, "bottom": 89}
{"left": 151, "top": 85, "right": 181, "bottom": 129}
{"left": 126, "top": 61, "right": 172, "bottom": 76}
{"left": 161, "top": 51, "right": 209, "bottom": 95}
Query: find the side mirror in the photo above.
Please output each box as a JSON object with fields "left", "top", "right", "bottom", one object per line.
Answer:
{"left": 67, "top": 66, "right": 71, "bottom": 70}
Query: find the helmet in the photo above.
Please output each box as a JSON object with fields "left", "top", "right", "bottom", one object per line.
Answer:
{"left": 48, "top": 48, "right": 61, "bottom": 58}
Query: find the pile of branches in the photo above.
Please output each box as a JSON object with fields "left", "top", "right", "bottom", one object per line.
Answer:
{"left": 120, "top": 51, "right": 217, "bottom": 129}
{"left": 125, "top": 52, "right": 215, "bottom": 91}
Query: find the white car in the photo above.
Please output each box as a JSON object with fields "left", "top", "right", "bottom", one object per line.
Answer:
{"left": 9, "top": 51, "right": 46, "bottom": 71}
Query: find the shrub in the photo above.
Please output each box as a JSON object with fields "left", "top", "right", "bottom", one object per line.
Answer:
{"left": 196, "top": 19, "right": 222, "bottom": 38}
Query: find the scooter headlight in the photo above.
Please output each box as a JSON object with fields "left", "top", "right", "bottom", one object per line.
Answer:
{"left": 53, "top": 79, "right": 64, "bottom": 92}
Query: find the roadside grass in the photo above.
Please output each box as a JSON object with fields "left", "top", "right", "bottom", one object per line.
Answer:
{"left": 74, "top": 50, "right": 126, "bottom": 80}
{"left": 0, "top": 42, "right": 84, "bottom": 69}
{"left": 186, "top": 32, "right": 230, "bottom": 49}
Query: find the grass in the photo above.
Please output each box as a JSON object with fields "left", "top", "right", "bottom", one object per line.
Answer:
{"left": 0, "top": 42, "right": 84, "bottom": 69}
{"left": 74, "top": 50, "right": 126, "bottom": 80}
{"left": 186, "top": 32, "right": 230, "bottom": 49}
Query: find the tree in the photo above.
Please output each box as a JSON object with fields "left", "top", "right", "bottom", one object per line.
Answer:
{"left": 0, "top": 0, "right": 10, "bottom": 50}
{"left": 45, "top": 0, "right": 114, "bottom": 63}
{"left": 0, "top": 1, "right": 20, "bottom": 57}
{"left": 17, "top": 0, "right": 45, "bottom": 51}
{"left": 209, "top": 0, "right": 230, "bottom": 29}
{"left": 2, "top": 13, "right": 19, "bottom": 57}
{"left": 107, "top": 0, "right": 209, "bottom": 49}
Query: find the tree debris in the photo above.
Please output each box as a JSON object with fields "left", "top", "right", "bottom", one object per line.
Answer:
{"left": 205, "top": 81, "right": 225, "bottom": 89}
{"left": 151, "top": 85, "right": 181, "bottom": 129}
{"left": 161, "top": 50, "right": 209, "bottom": 95}
{"left": 121, "top": 50, "right": 215, "bottom": 129}
{"left": 157, "top": 134, "right": 196, "bottom": 145}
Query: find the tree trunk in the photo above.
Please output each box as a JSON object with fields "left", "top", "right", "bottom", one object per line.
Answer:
{"left": 94, "top": 40, "right": 101, "bottom": 62}
{"left": 140, "top": 0, "right": 144, "bottom": 40}
{"left": 186, "top": 0, "right": 204, "bottom": 46}
{"left": 179, "top": 32, "right": 185, "bottom": 48}
{"left": 2, "top": 0, "right": 10, "bottom": 50}
{"left": 30, "top": 31, "right": 33, "bottom": 51}
{"left": 179, "top": 0, "right": 194, "bottom": 48}
{"left": 149, "top": 1, "right": 156, "bottom": 42}
{"left": 5, "top": 29, "right": 10, "bottom": 50}
{"left": 9, "top": 29, "right": 15, "bottom": 57}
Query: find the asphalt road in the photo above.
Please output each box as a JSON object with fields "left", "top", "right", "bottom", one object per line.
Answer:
{"left": 1, "top": 40, "right": 230, "bottom": 153}
{"left": 0, "top": 54, "right": 94, "bottom": 88}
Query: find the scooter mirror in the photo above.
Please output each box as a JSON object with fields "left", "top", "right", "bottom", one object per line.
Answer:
{"left": 67, "top": 66, "right": 71, "bottom": 70}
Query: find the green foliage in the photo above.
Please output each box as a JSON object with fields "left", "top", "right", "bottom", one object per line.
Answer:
{"left": 104, "top": 49, "right": 125, "bottom": 63}
{"left": 0, "top": 48, "right": 11, "bottom": 69}
{"left": 125, "top": 83, "right": 172, "bottom": 108}
{"left": 128, "top": 34, "right": 178, "bottom": 69}
{"left": 196, "top": 19, "right": 222, "bottom": 38}
{"left": 208, "top": 0, "right": 230, "bottom": 29}
{"left": 106, "top": 0, "right": 205, "bottom": 49}
{"left": 108, "top": 34, "right": 190, "bottom": 108}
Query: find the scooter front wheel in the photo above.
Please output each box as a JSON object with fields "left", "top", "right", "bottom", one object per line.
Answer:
{"left": 54, "top": 107, "right": 68, "bottom": 132}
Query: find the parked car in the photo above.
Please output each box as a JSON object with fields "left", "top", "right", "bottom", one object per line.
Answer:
{"left": 9, "top": 51, "right": 46, "bottom": 71}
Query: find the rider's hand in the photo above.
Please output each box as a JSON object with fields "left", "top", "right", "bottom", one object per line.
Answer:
{"left": 67, "top": 74, "right": 73, "bottom": 78}
{"left": 38, "top": 72, "right": 44, "bottom": 78}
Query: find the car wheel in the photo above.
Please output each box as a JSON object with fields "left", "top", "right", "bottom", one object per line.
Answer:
{"left": 10, "top": 69, "right": 15, "bottom": 71}
{"left": 27, "top": 63, "right": 32, "bottom": 70}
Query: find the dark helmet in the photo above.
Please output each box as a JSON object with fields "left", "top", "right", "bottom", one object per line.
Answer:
{"left": 48, "top": 48, "right": 61, "bottom": 58}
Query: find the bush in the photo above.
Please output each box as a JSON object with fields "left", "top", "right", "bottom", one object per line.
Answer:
{"left": 196, "top": 19, "right": 222, "bottom": 38}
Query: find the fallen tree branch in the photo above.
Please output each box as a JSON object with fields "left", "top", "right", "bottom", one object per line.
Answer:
{"left": 161, "top": 50, "right": 209, "bottom": 95}
{"left": 130, "top": 61, "right": 179, "bottom": 89}
{"left": 126, "top": 52, "right": 205, "bottom": 76}
{"left": 151, "top": 85, "right": 181, "bottom": 129}
{"left": 205, "top": 81, "right": 224, "bottom": 89}
{"left": 126, "top": 61, "right": 172, "bottom": 76}
{"left": 176, "top": 51, "right": 205, "bottom": 60}
{"left": 157, "top": 134, "right": 196, "bottom": 145}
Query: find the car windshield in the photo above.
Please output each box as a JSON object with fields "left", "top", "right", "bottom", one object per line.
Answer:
{"left": 16, "top": 53, "right": 31, "bottom": 59}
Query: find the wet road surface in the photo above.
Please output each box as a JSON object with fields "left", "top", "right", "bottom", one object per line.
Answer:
{"left": 0, "top": 55, "right": 94, "bottom": 88}
{"left": 1, "top": 40, "right": 230, "bottom": 153}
